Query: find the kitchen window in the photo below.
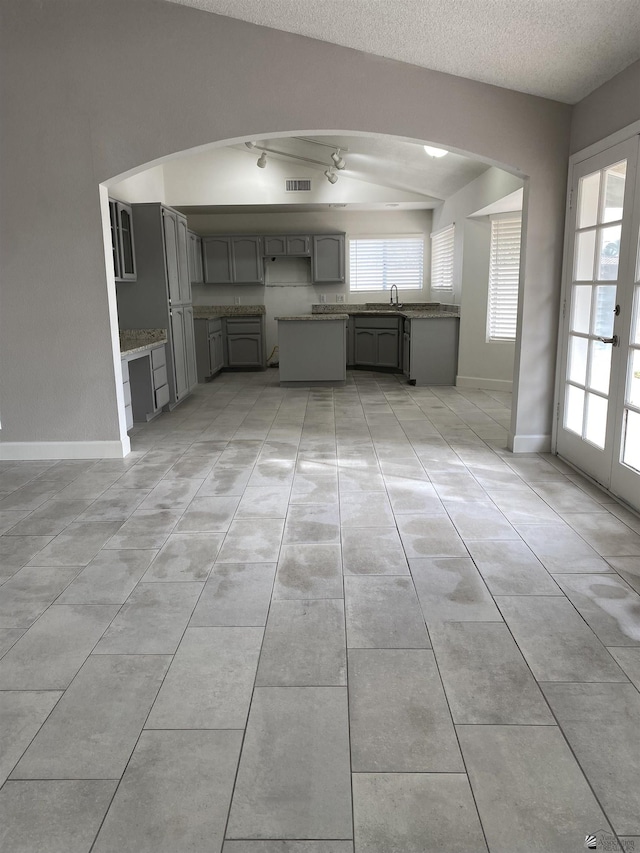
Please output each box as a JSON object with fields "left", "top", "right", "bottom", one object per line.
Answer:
{"left": 430, "top": 224, "right": 455, "bottom": 293}
{"left": 487, "top": 213, "right": 522, "bottom": 342}
{"left": 349, "top": 236, "right": 424, "bottom": 291}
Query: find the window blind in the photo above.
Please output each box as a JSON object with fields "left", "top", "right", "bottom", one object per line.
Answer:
{"left": 349, "top": 237, "right": 423, "bottom": 291}
{"left": 487, "top": 214, "right": 522, "bottom": 342}
{"left": 430, "top": 224, "right": 455, "bottom": 292}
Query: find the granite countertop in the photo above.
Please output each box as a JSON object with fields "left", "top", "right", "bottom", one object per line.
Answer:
{"left": 120, "top": 328, "right": 167, "bottom": 356}
{"left": 401, "top": 310, "right": 460, "bottom": 319}
{"left": 193, "top": 305, "right": 266, "bottom": 319}
{"left": 276, "top": 314, "right": 349, "bottom": 321}
{"left": 311, "top": 302, "right": 459, "bottom": 320}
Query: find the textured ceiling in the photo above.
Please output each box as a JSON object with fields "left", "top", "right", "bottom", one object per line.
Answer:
{"left": 169, "top": 0, "right": 640, "bottom": 103}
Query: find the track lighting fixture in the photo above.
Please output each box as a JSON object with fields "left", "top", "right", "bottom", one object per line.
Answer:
{"left": 324, "top": 168, "right": 338, "bottom": 184}
{"left": 331, "top": 149, "right": 346, "bottom": 170}
{"left": 256, "top": 151, "right": 268, "bottom": 168}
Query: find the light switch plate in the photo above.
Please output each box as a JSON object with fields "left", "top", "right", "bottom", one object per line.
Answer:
{"left": 336, "top": 294, "right": 345, "bottom": 303}
{"left": 319, "top": 294, "right": 326, "bottom": 303}
{"left": 234, "top": 296, "right": 241, "bottom": 305}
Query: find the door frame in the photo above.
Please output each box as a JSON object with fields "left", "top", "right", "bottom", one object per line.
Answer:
{"left": 552, "top": 120, "right": 640, "bottom": 506}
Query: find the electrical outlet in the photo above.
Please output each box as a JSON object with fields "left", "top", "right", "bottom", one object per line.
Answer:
{"left": 319, "top": 294, "right": 326, "bottom": 303}
{"left": 234, "top": 296, "right": 241, "bottom": 305}
{"left": 336, "top": 294, "right": 345, "bottom": 303}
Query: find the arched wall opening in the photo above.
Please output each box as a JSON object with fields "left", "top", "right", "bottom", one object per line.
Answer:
{"left": 104, "top": 129, "right": 528, "bottom": 449}
{"left": 0, "top": 0, "right": 572, "bottom": 458}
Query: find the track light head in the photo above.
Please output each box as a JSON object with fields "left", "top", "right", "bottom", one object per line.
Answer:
{"left": 245, "top": 141, "right": 258, "bottom": 149}
{"left": 257, "top": 152, "right": 268, "bottom": 168}
{"left": 324, "top": 168, "right": 338, "bottom": 184}
{"left": 331, "top": 150, "right": 346, "bottom": 170}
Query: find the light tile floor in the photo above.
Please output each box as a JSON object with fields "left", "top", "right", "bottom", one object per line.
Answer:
{"left": 1, "top": 369, "right": 640, "bottom": 853}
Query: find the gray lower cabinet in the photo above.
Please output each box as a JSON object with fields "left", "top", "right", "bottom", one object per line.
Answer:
{"left": 194, "top": 318, "right": 224, "bottom": 382}
{"left": 354, "top": 316, "right": 401, "bottom": 369}
{"left": 312, "top": 234, "right": 345, "bottom": 283}
{"left": 404, "top": 317, "right": 460, "bottom": 385}
{"left": 171, "top": 308, "right": 189, "bottom": 401}
{"left": 122, "top": 344, "right": 170, "bottom": 426}
{"left": 225, "top": 317, "right": 266, "bottom": 369}
{"left": 402, "top": 328, "right": 411, "bottom": 377}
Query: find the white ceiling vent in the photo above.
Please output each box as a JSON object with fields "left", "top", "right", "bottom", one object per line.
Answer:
{"left": 285, "top": 178, "right": 312, "bottom": 192}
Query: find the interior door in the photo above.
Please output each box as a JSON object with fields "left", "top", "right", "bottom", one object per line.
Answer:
{"left": 556, "top": 135, "right": 640, "bottom": 505}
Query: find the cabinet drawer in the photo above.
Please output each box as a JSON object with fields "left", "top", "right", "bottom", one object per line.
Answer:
{"left": 153, "top": 364, "right": 168, "bottom": 391}
{"left": 155, "top": 383, "right": 170, "bottom": 409}
{"left": 207, "top": 318, "right": 222, "bottom": 335}
{"left": 122, "top": 380, "right": 131, "bottom": 407}
{"left": 151, "top": 346, "right": 166, "bottom": 369}
{"left": 354, "top": 315, "right": 401, "bottom": 329}
{"left": 225, "top": 318, "right": 261, "bottom": 334}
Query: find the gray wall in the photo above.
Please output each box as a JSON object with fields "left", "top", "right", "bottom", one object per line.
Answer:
{"left": 0, "top": 0, "right": 572, "bottom": 451}
{"left": 571, "top": 59, "right": 640, "bottom": 155}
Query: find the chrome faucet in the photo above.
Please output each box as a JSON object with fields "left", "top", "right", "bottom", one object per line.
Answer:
{"left": 389, "top": 284, "right": 402, "bottom": 309}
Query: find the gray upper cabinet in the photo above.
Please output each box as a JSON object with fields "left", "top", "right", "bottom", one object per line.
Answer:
{"left": 312, "top": 234, "right": 345, "bottom": 283}
{"left": 263, "top": 235, "right": 311, "bottom": 257}
{"left": 263, "top": 235, "right": 287, "bottom": 256}
{"left": 162, "top": 208, "right": 181, "bottom": 305}
{"left": 188, "top": 231, "right": 204, "bottom": 285}
{"left": 202, "top": 237, "right": 233, "bottom": 284}
{"left": 203, "top": 235, "right": 263, "bottom": 284}
{"left": 110, "top": 199, "right": 136, "bottom": 282}
{"left": 231, "top": 236, "right": 264, "bottom": 284}
{"left": 176, "top": 216, "right": 191, "bottom": 303}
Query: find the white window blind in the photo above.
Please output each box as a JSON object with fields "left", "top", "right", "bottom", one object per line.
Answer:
{"left": 487, "top": 214, "right": 522, "bottom": 342}
{"left": 349, "top": 236, "right": 424, "bottom": 291}
{"left": 430, "top": 224, "right": 455, "bottom": 292}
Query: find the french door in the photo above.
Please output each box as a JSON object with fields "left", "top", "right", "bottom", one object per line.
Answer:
{"left": 556, "top": 135, "right": 640, "bottom": 511}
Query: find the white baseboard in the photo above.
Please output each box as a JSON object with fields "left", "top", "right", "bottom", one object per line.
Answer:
{"left": 508, "top": 433, "right": 552, "bottom": 454}
{"left": 456, "top": 375, "right": 513, "bottom": 392}
{"left": 0, "top": 438, "right": 130, "bottom": 461}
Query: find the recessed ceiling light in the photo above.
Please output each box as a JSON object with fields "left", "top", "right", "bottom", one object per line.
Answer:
{"left": 423, "top": 145, "right": 448, "bottom": 158}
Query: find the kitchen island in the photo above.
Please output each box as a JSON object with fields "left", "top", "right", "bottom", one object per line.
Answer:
{"left": 311, "top": 302, "right": 460, "bottom": 385}
{"left": 276, "top": 314, "right": 348, "bottom": 386}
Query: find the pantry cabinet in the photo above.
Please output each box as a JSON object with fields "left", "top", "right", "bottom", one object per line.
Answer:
{"left": 116, "top": 203, "right": 197, "bottom": 408}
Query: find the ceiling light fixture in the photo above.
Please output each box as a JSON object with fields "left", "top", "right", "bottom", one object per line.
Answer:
{"left": 324, "top": 168, "right": 338, "bottom": 184}
{"left": 257, "top": 152, "right": 268, "bottom": 168}
{"left": 423, "top": 145, "right": 448, "bottom": 158}
{"left": 245, "top": 141, "right": 258, "bottom": 149}
{"left": 331, "top": 149, "right": 346, "bottom": 170}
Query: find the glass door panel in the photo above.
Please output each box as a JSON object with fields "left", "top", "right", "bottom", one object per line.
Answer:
{"left": 557, "top": 137, "right": 638, "bottom": 491}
